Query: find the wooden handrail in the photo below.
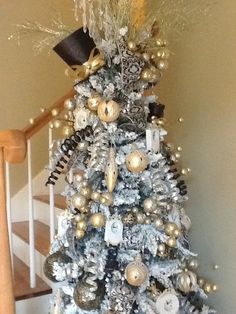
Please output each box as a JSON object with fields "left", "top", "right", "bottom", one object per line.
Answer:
{"left": 0, "top": 88, "right": 75, "bottom": 314}
{"left": 23, "top": 88, "right": 75, "bottom": 139}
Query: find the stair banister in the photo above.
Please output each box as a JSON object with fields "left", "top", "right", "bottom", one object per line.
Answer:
{"left": 0, "top": 88, "right": 75, "bottom": 314}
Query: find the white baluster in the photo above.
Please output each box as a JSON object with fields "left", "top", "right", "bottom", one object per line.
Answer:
{"left": 27, "top": 139, "right": 36, "bottom": 288}
{"left": 5, "top": 161, "right": 13, "bottom": 270}
{"left": 49, "top": 127, "right": 55, "bottom": 243}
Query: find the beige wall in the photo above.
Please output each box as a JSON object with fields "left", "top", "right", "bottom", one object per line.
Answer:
{"left": 158, "top": 1, "right": 236, "bottom": 313}
{"left": 0, "top": 0, "right": 72, "bottom": 194}
{"left": 1, "top": 0, "right": 235, "bottom": 313}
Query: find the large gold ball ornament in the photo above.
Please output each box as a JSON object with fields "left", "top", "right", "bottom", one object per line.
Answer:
{"left": 97, "top": 100, "right": 121, "bottom": 123}
{"left": 91, "top": 191, "right": 101, "bottom": 202}
{"left": 100, "top": 192, "right": 113, "bottom": 206}
{"left": 43, "top": 251, "right": 72, "bottom": 282}
{"left": 80, "top": 186, "right": 92, "bottom": 199}
{"left": 64, "top": 98, "right": 76, "bottom": 111}
{"left": 143, "top": 198, "right": 156, "bottom": 213}
{"left": 126, "top": 150, "right": 148, "bottom": 173}
{"left": 125, "top": 258, "right": 148, "bottom": 287}
{"left": 87, "top": 94, "right": 103, "bottom": 111}
{"left": 74, "top": 280, "right": 105, "bottom": 310}
{"left": 90, "top": 213, "right": 106, "bottom": 228}
{"left": 72, "top": 193, "right": 88, "bottom": 209}
{"left": 176, "top": 270, "right": 197, "bottom": 294}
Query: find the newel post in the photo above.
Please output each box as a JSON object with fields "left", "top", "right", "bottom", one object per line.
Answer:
{"left": 0, "top": 130, "right": 27, "bottom": 314}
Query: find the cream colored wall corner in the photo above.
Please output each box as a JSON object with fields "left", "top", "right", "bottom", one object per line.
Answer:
{"left": 0, "top": 0, "right": 73, "bottom": 195}
{"left": 158, "top": 1, "right": 236, "bottom": 313}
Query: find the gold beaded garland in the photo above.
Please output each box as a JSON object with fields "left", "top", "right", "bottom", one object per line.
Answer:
{"left": 126, "top": 150, "right": 148, "bottom": 173}
{"left": 97, "top": 100, "right": 120, "bottom": 122}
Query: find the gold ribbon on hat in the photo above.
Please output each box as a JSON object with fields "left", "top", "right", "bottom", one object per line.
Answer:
{"left": 65, "top": 48, "right": 105, "bottom": 82}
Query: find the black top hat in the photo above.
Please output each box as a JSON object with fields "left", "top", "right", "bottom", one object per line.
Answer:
{"left": 53, "top": 27, "right": 97, "bottom": 66}
{"left": 147, "top": 102, "right": 165, "bottom": 122}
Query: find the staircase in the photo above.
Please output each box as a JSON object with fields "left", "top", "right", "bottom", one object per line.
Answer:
{"left": 0, "top": 89, "right": 75, "bottom": 314}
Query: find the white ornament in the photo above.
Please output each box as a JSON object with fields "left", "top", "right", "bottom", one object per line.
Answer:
{"left": 74, "top": 107, "right": 90, "bottom": 130}
{"left": 104, "top": 219, "right": 123, "bottom": 246}
{"left": 146, "top": 127, "right": 160, "bottom": 153}
{"left": 155, "top": 291, "right": 179, "bottom": 314}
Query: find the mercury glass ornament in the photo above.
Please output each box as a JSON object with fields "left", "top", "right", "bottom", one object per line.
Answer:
{"left": 97, "top": 100, "right": 121, "bottom": 122}
{"left": 43, "top": 251, "right": 72, "bottom": 282}
{"left": 126, "top": 150, "right": 148, "bottom": 173}
{"left": 176, "top": 270, "right": 197, "bottom": 294}
{"left": 125, "top": 257, "right": 148, "bottom": 287}
{"left": 73, "top": 280, "right": 105, "bottom": 310}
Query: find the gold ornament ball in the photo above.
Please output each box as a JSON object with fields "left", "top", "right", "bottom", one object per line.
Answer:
{"left": 87, "top": 94, "right": 102, "bottom": 111}
{"left": 144, "top": 217, "right": 151, "bottom": 225}
{"left": 154, "top": 217, "right": 164, "bottom": 229}
{"left": 80, "top": 186, "right": 92, "bottom": 199}
{"left": 73, "top": 280, "right": 105, "bottom": 310}
{"left": 172, "top": 228, "right": 181, "bottom": 238}
{"left": 177, "top": 146, "right": 183, "bottom": 152}
{"left": 174, "top": 152, "right": 181, "bottom": 159}
{"left": 100, "top": 192, "right": 113, "bottom": 206}
{"left": 187, "top": 168, "right": 192, "bottom": 173}
{"left": 97, "top": 100, "right": 121, "bottom": 123}
{"left": 178, "top": 117, "right": 184, "bottom": 123}
{"left": 150, "top": 70, "right": 162, "bottom": 83}
{"left": 64, "top": 98, "right": 76, "bottom": 111}
{"left": 141, "top": 68, "right": 153, "bottom": 82}
{"left": 75, "top": 229, "right": 86, "bottom": 239}
{"left": 166, "top": 237, "right": 177, "bottom": 248}
{"left": 51, "top": 108, "right": 59, "bottom": 117}
{"left": 126, "top": 150, "right": 148, "bottom": 173}
{"left": 91, "top": 191, "right": 101, "bottom": 202}
{"left": 128, "top": 41, "right": 137, "bottom": 52}
{"left": 203, "top": 282, "right": 213, "bottom": 294}
{"left": 188, "top": 258, "right": 199, "bottom": 270}
{"left": 74, "top": 173, "right": 84, "bottom": 184}
{"left": 62, "top": 125, "right": 74, "bottom": 138}
{"left": 198, "top": 278, "right": 205, "bottom": 288}
{"left": 181, "top": 168, "right": 188, "bottom": 176}
{"left": 77, "top": 220, "right": 87, "bottom": 231}
{"left": 136, "top": 212, "right": 145, "bottom": 224}
{"left": 156, "top": 48, "right": 170, "bottom": 59}
{"left": 157, "top": 60, "right": 169, "bottom": 71}
{"left": 72, "top": 193, "right": 88, "bottom": 209}
{"left": 165, "top": 223, "right": 177, "bottom": 236}
{"left": 158, "top": 243, "right": 166, "bottom": 253}
{"left": 54, "top": 119, "right": 62, "bottom": 129}
{"left": 212, "top": 284, "right": 219, "bottom": 292}
{"left": 142, "top": 52, "right": 150, "bottom": 61}
{"left": 156, "top": 38, "right": 164, "bottom": 46}
{"left": 143, "top": 198, "right": 156, "bottom": 213}
{"left": 74, "top": 214, "right": 85, "bottom": 223}
{"left": 43, "top": 251, "right": 72, "bottom": 282}
{"left": 90, "top": 213, "right": 106, "bottom": 228}
{"left": 125, "top": 259, "right": 148, "bottom": 287}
